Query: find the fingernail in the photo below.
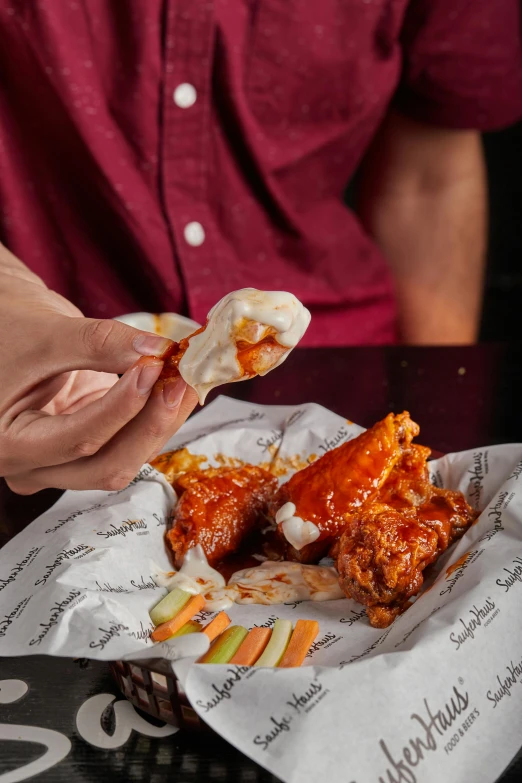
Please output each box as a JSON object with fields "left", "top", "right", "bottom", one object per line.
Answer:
{"left": 133, "top": 334, "right": 172, "bottom": 357}
{"left": 137, "top": 362, "right": 163, "bottom": 395}
{"left": 163, "top": 378, "right": 186, "bottom": 409}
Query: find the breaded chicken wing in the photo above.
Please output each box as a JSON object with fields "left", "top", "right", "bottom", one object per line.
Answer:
{"left": 167, "top": 465, "right": 277, "bottom": 567}
{"left": 337, "top": 503, "right": 439, "bottom": 628}
{"left": 337, "top": 489, "right": 476, "bottom": 628}
{"left": 271, "top": 412, "right": 419, "bottom": 563}
{"left": 415, "top": 487, "right": 476, "bottom": 550}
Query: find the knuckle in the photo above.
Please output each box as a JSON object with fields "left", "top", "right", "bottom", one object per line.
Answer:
{"left": 69, "top": 439, "right": 102, "bottom": 459}
{"left": 81, "top": 319, "right": 117, "bottom": 356}
{"left": 97, "top": 469, "right": 135, "bottom": 492}
{"left": 143, "top": 422, "right": 167, "bottom": 444}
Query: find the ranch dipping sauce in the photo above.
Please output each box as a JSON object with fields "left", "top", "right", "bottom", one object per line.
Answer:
{"left": 153, "top": 546, "right": 343, "bottom": 612}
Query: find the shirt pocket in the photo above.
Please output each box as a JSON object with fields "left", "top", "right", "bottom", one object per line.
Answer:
{"left": 244, "top": 0, "right": 405, "bottom": 137}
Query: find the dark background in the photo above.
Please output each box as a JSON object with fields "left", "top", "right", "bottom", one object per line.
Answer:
{"left": 481, "top": 123, "right": 522, "bottom": 340}
{"left": 346, "top": 121, "right": 522, "bottom": 341}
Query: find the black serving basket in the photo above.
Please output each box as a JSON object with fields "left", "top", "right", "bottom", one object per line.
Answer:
{"left": 109, "top": 657, "right": 211, "bottom": 732}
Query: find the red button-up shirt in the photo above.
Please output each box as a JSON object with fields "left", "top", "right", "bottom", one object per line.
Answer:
{"left": 0, "top": 1, "right": 520, "bottom": 345}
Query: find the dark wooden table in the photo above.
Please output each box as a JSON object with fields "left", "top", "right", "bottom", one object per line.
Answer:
{"left": 2, "top": 345, "right": 522, "bottom": 782}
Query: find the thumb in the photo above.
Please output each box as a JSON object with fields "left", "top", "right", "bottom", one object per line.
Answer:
{"left": 49, "top": 315, "right": 173, "bottom": 375}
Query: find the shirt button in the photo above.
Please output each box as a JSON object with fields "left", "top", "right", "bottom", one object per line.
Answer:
{"left": 173, "top": 83, "right": 197, "bottom": 108}
{"left": 184, "top": 222, "right": 205, "bottom": 247}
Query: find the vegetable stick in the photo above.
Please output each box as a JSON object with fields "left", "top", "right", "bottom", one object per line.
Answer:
{"left": 198, "top": 626, "right": 248, "bottom": 664}
{"left": 229, "top": 627, "right": 272, "bottom": 666}
{"left": 151, "top": 594, "right": 206, "bottom": 642}
{"left": 254, "top": 619, "right": 292, "bottom": 667}
{"left": 149, "top": 587, "right": 192, "bottom": 626}
{"left": 202, "top": 611, "right": 231, "bottom": 642}
{"left": 171, "top": 620, "right": 202, "bottom": 638}
{"left": 278, "top": 619, "right": 319, "bottom": 668}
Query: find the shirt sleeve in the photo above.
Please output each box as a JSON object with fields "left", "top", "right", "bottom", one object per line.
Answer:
{"left": 394, "top": 0, "right": 522, "bottom": 131}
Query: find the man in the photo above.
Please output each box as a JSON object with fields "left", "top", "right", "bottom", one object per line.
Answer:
{"left": 0, "top": 0, "right": 520, "bottom": 494}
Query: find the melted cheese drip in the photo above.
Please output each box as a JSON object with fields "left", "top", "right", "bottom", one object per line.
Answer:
{"left": 178, "top": 289, "right": 311, "bottom": 403}
{"left": 275, "top": 501, "right": 320, "bottom": 551}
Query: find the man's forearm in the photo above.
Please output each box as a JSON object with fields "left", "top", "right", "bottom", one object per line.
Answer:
{"left": 358, "top": 111, "right": 487, "bottom": 345}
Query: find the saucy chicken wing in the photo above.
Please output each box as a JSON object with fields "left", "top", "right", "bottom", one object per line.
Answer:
{"left": 377, "top": 444, "right": 432, "bottom": 509}
{"left": 167, "top": 465, "right": 277, "bottom": 567}
{"left": 158, "top": 289, "right": 310, "bottom": 403}
{"left": 271, "top": 412, "right": 419, "bottom": 563}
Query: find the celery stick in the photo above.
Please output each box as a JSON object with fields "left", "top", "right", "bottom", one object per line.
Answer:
{"left": 254, "top": 619, "right": 292, "bottom": 667}
{"left": 170, "top": 620, "right": 202, "bottom": 638}
{"left": 199, "top": 626, "right": 248, "bottom": 664}
{"left": 149, "top": 587, "right": 192, "bottom": 626}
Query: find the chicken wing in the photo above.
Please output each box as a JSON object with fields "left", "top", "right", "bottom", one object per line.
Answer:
{"left": 377, "top": 444, "right": 432, "bottom": 509}
{"left": 270, "top": 412, "right": 419, "bottom": 563}
{"left": 167, "top": 465, "right": 277, "bottom": 567}
{"left": 337, "top": 489, "right": 476, "bottom": 628}
{"left": 415, "top": 487, "right": 476, "bottom": 551}
{"left": 337, "top": 503, "right": 439, "bottom": 627}
{"left": 158, "top": 289, "right": 310, "bottom": 403}
{"left": 377, "top": 441, "right": 475, "bottom": 550}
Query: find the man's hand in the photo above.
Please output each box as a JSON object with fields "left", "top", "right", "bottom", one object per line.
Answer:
{"left": 358, "top": 110, "right": 487, "bottom": 344}
{"left": 0, "top": 243, "right": 198, "bottom": 494}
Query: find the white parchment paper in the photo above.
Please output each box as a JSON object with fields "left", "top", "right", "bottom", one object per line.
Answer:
{"left": 2, "top": 396, "right": 522, "bottom": 783}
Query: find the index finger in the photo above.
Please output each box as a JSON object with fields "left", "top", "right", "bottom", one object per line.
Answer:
{"left": 44, "top": 315, "right": 173, "bottom": 375}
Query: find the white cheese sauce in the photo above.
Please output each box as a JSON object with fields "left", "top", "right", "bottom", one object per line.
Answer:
{"left": 178, "top": 289, "right": 311, "bottom": 403}
{"left": 227, "top": 560, "right": 343, "bottom": 604}
{"left": 275, "top": 501, "right": 321, "bottom": 551}
{"left": 153, "top": 544, "right": 225, "bottom": 592}
{"left": 153, "top": 545, "right": 342, "bottom": 612}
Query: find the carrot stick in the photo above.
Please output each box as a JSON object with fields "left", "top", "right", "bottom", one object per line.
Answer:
{"left": 278, "top": 620, "right": 319, "bottom": 668}
{"left": 151, "top": 594, "right": 206, "bottom": 642}
{"left": 202, "top": 611, "right": 231, "bottom": 642}
{"left": 229, "top": 627, "right": 272, "bottom": 666}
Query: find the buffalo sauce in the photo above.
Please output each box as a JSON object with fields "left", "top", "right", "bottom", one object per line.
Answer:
{"left": 158, "top": 321, "right": 285, "bottom": 385}
{"left": 211, "top": 525, "right": 286, "bottom": 582}
{"left": 235, "top": 332, "right": 287, "bottom": 377}
{"left": 158, "top": 323, "right": 207, "bottom": 382}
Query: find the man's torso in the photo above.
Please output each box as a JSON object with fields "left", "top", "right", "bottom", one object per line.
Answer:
{"left": 0, "top": 1, "right": 416, "bottom": 344}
